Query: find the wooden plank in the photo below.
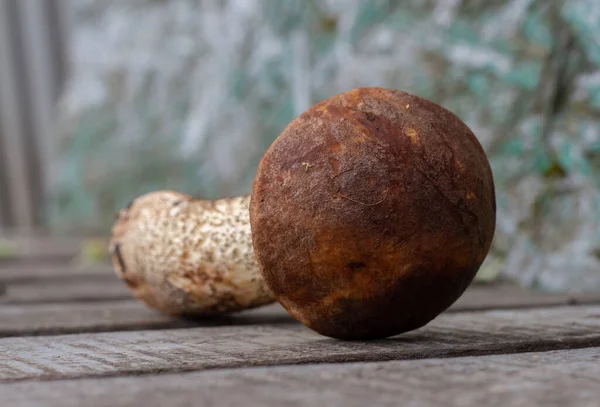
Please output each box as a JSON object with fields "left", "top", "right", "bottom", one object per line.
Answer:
{"left": 0, "top": 110, "right": 11, "bottom": 228}
{"left": 17, "top": 0, "right": 59, "bottom": 200}
{"left": 0, "top": 263, "right": 112, "bottom": 283}
{"left": 0, "top": 160, "right": 9, "bottom": 229}
{"left": 453, "top": 282, "right": 600, "bottom": 310}
{"left": 2, "top": 347, "right": 599, "bottom": 407}
{"left": 0, "top": 305, "right": 598, "bottom": 382}
{"left": 0, "top": 0, "right": 36, "bottom": 230}
{"left": 0, "top": 301, "right": 290, "bottom": 338}
{"left": 44, "top": 0, "right": 70, "bottom": 101}
{"left": 0, "top": 236, "right": 91, "bottom": 261}
{"left": 0, "top": 278, "right": 131, "bottom": 304}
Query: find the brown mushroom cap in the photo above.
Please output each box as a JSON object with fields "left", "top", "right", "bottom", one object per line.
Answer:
{"left": 249, "top": 87, "right": 496, "bottom": 340}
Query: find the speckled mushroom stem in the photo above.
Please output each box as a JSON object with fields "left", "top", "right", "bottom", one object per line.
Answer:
{"left": 109, "top": 190, "right": 275, "bottom": 316}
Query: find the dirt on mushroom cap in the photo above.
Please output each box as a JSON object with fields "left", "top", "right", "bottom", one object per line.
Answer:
{"left": 250, "top": 87, "right": 496, "bottom": 340}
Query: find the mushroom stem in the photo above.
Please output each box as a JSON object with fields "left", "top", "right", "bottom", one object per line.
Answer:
{"left": 109, "top": 190, "right": 275, "bottom": 316}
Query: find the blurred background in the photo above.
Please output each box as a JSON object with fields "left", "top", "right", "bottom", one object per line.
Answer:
{"left": 0, "top": 0, "right": 599, "bottom": 292}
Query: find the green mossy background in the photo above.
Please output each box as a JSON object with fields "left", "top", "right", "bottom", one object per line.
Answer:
{"left": 48, "top": 0, "right": 600, "bottom": 291}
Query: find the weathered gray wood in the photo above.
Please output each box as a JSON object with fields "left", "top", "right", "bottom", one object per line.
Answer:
{"left": 2, "top": 347, "right": 599, "bottom": 407}
{"left": 454, "top": 282, "right": 600, "bottom": 310}
{"left": 0, "top": 300, "right": 190, "bottom": 337}
{"left": 0, "top": 0, "right": 36, "bottom": 230}
{"left": 0, "top": 168, "right": 8, "bottom": 229}
{"left": 0, "top": 0, "right": 69, "bottom": 232}
{"left": 0, "top": 305, "right": 598, "bottom": 382}
{"left": 43, "top": 0, "right": 70, "bottom": 102}
{"left": 17, "top": 0, "right": 59, "bottom": 197}
{"left": 0, "top": 278, "right": 131, "bottom": 304}
{"left": 0, "top": 301, "right": 291, "bottom": 338}
{"left": 0, "top": 235, "right": 87, "bottom": 261}
{"left": 0, "top": 263, "right": 111, "bottom": 282}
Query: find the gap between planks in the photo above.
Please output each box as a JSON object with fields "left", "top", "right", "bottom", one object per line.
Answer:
{"left": 2, "top": 347, "right": 599, "bottom": 407}
{"left": 0, "top": 305, "right": 599, "bottom": 383}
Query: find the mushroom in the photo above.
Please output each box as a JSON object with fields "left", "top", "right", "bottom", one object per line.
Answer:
{"left": 249, "top": 87, "right": 496, "bottom": 340}
{"left": 109, "top": 190, "right": 275, "bottom": 316}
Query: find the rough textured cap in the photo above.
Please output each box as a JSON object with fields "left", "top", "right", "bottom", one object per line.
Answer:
{"left": 250, "top": 87, "right": 496, "bottom": 340}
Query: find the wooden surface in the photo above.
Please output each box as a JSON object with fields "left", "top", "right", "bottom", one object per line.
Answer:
{"left": 0, "top": 235, "right": 86, "bottom": 260}
{"left": 1, "top": 237, "right": 600, "bottom": 406}
{"left": 1, "top": 278, "right": 130, "bottom": 304}
{"left": 3, "top": 348, "right": 599, "bottom": 407}
{"left": 0, "top": 0, "right": 69, "bottom": 230}
{"left": 0, "top": 300, "right": 198, "bottom": 337}
{"left": 0, "top": 0, "right": 36, "bottom": 230}
{"left": 1, "top": 305, "right": 599, "bottom": 382}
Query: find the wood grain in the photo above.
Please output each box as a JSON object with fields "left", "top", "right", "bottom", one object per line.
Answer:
{"left": 0, "top": 0, "right": 36, "bottom": 230}
{"left": 0, "top": 278, "right": 130, "bottom": 304}
{"left": 0, "top": 305, "right": 598, "bottom": 382}
{"left": 0, "top": 300, "right": 193, "bottom": 337}
{"left": 0, "top": 263, "right": 111, "bottom": 282}
{"left": 2, "top": 347, "right": 598, "bottom": 407}
{"left": 0, "top": 301, "right": 292, "bottom": 338}
{"left": 17, "top": 0, "right": 59, "bottom": 199}
{"left": 0, "top": 236, "right": 84, "bottom": 261}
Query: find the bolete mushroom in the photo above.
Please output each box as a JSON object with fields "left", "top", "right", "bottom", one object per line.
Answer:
{"left": 249, "top": 87, "right": 496, "bottom": 340}
{"left": 109, "top": 190, "right": 274, "bottom": 316}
